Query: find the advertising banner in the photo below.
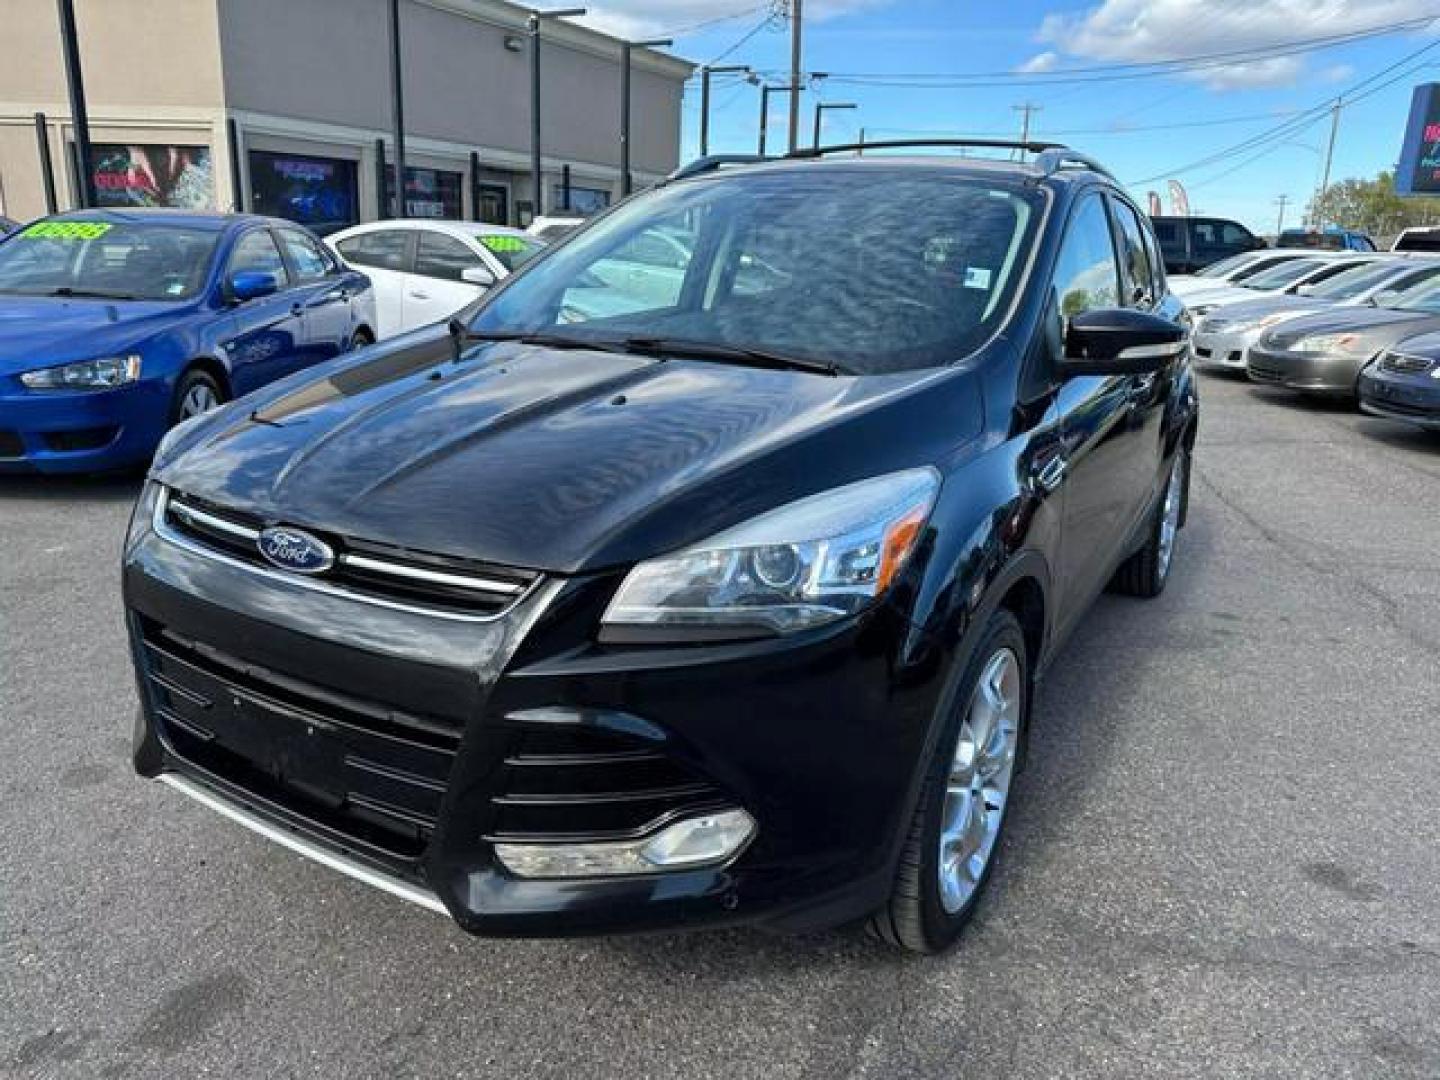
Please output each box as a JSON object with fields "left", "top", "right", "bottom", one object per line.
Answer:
{"left": 249, "top": 151, "right": 359, "bottom": 235}
{"left": 92, "top": 144, "right": 213, "bottom": 209}
{"left": 1397, "top": 83, "right": 1440, "bottom": 196}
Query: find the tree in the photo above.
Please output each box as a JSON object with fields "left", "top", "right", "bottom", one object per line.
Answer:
{"left": 1307, "top": 171, "right": 1440, "bottom": 239}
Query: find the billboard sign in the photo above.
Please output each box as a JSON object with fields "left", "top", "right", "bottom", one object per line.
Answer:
{"left": 1397, "top": 83, "right": 1440, "bottom": 196}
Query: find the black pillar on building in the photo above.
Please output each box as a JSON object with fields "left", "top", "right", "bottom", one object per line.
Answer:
{"left": 562, "top": 164, "right": 571, "bottom": 211}
{"left": 375, "top": 138, "right": 389, "bottom": 219}
{"left": 469, "top": 151, "right": 482, "bottom": 221}
{"left": 34, "top": 113, "right": 58, "bottom": 215}
{"left": 226, "top": 117, "right": 245, "bottom": 211}
{"left": 56, "top": 0, "right": 96, "bottom": 207}
{"left": 388, "top": 0, "right": 407, "bottom": 217}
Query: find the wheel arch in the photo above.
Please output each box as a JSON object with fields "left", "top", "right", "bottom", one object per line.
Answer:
{"left": 181, "top": 354, "right": 232, "bottom": 398}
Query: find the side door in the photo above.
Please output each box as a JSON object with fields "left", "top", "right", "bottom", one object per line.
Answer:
{"left": 403, "top": 230, "right": 492, "bottom": 331}
{"left": 219, "top": 228, "right": 302, "bottom": 396}
{"left": 1046, "top": 191, "right": 1140, "bottom": 630}
{"left": 276, "top": 225, "right": 352, "bottom": 372}
{"left": 1108, "top": 194, "right": 1175, "bottom": 534}
{"left": 332, "top": 228, "right": 414, "bottom": 339}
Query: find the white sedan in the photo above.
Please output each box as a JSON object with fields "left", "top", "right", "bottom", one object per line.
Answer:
{"left": 327, "top": 220, "right": 543, "bottom": 338}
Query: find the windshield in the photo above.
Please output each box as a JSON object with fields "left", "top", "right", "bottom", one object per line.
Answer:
{"left": 472, "top": 169, "right": 1044, "bottom": 375}
{"left": 1306, "top": 261, "right": 1404, "bottom": 301}
{"left": 0, "top": 220, "right": 219, "bottom": 300}
{"left": 1196, "top": 253, "right": 1252, "bottom": 278}
{"left": 1240, "top": 258, "right": 1325, "bottom": 290}
{"left": 1381, "top": 276, "right": 1440, "bottom": 314}
{"left": 475, "top": 232, "right": 544, "bottom": 272}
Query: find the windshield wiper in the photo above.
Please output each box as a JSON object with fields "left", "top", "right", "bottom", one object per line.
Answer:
{"left": 43, "top": 286, "right": 144, "bottom": 301}
{"left": 459, "top": 327, "right": 632, "bottom": 354}
{"left": 617, "top": 337, "right": 843, "bottom": 376}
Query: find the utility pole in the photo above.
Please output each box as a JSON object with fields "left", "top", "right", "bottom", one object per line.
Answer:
{"left": 1013, "top": 102, "right": 1041, "bottom": 159}
{"left": 529, "top": 8, "right": 586, "bottom": 221}
{"left": 55, "top": 0, "right": 95, "bottom": 208}
{"left": 1274, "top": 194, "right": 1290, "bottom": 236}
{"left": 388, "top": 0, "right": 406, "bottom": 217}
{"left": 621, "top": 37, "right": 671, "bottom": 196}
{"left": 786, "top": 0, "right": 803, "bottom": 153}
{"left": 1315, "top": 97, "right": 1342, "bottom": 227}
{"left": 699, "top": 64, "right": 750, "bottom": 157}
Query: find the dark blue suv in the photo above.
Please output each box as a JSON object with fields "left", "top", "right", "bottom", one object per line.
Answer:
{"left": 0, "top": 210, "right": 375, "bottom": 473}
{"left": 124, "top": 142, "right": 1197, "bottom": 953}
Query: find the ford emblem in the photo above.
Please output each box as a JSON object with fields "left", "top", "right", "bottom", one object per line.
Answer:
{"left": 256, "top": 526, "right": 335, "bottom": 575}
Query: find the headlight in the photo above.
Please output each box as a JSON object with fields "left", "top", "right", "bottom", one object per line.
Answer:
{"left": 1293, "top": 333, "right": 1366, "bottom": 354}
{"left": 601, "top": 468, "right": 941, "bottom": 641}
{"left": 20, "top": 354, "right": 142, "bottom": 390}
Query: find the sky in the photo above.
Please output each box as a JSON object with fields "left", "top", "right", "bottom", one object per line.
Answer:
{"left": 572, "top": 0, "right": 1440, "bottom": 234}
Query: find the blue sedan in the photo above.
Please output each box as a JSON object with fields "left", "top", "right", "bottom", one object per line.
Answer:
{"left": 0, "top": 210, "right": 376, "bottom": 473}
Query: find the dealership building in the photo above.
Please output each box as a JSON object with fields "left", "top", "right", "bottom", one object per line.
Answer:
{"left": 0, "top": 0, "right": 692, "bottom": 230}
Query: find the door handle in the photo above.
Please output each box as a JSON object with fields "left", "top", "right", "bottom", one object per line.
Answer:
{"left": 408, "top": 290, "right": 430, "bottom": 300}
{"left": 1035, "top": 455, "right": 1067, "bottom": 493}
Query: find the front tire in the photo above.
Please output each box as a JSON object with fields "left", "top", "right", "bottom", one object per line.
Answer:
{"left": 1110, "top": 445, "right": 1189, "bottom": 598}
{"left": 868, "top": 610, "right": 1027, "bottom": 954}
{"left": 169, "top": 368, "right": 226, "bottom": 426}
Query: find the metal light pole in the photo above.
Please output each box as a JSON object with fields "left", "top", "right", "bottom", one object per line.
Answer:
{"left": 389, "top": 0, "right": 406, "bottom": 217}
{"left": 758, "top": 85, "right": 791, "bottom": 155}
{"left": 529, "top": 7, "right": 586, "bottom": 220}
{"left": 55, "top": 0, "right": 95, "bottom": 208}
{"left": 812, "top": 102, "right": 856, "bottom": 150}
{"left": 621, "top": 37, "right": 671, "bottom": 196}
{"left": 699, "top": 64, "right": 750, "bottom": 157}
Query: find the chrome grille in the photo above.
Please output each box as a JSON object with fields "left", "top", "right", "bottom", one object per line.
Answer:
{"left": 158, "top": 488, "right": 539, "bottom": 619}
{"left": 1380, "top": 351, "right": 1436, "bottom": 375}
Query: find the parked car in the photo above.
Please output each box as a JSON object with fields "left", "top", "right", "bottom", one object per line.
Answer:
{"left": 1391, "top": 227, "right": 1440, "bottom": 253}
{"left": 328, "top": 220, "right": 543, "bottom": 338}
{"left": 1167, "top": 249, "right": 1314, "bottom": 301}
{"left": 125, "top": 143, "right": 1197, "bottom": 954}
{"left": 1151, "top": 215, "right": 1266, "bottom": 274}
{"left": 1181, "top": 253, "right": 1378, "bottom": 316}
{"left": 0, "top": 210, "right": 375, "bottom": 473}
{"left": 1193, "top": 257, "right": 1440, "bottom": 371}
{"left": 1357, "top": 330, "right": 1440, "bottom": 430}
{"left": 527, "top": 213, "right": 588, "bottom": 242}
{"left": 1276, "top": 227, "right": 1376, "bottom": 252}
{"left": 1248, "top": 273, "right": 1440, "bottom": 397}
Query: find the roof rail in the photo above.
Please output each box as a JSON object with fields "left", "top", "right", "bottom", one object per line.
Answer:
{"left": 788, "top": 137, "right": 1066, "bottom": 159}
{"left": 666, "top": 154, "right": 772, "bottom": 182}
{"left": 1033, "top": 147, "right": 1117, "bottom": 181}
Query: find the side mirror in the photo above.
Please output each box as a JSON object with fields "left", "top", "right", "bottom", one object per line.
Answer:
{"left": 229, "top": 270, "right": 280, "bottom": 303}
{"left": 461, "top": 265, "right": 496, "bottom": 287}
{"left": 1063, "top": 308, "right": 1188, "bottom": 375}
{"left": 1370, "top": 289, "right": 1399, "bottom": 308}
{"left": 1294, "top": 284, "right": 1318, "bottom": 297}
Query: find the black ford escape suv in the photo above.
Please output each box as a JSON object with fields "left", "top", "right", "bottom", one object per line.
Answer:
{"left": 124, "top": 141, "right": 1197, "bottom": 954}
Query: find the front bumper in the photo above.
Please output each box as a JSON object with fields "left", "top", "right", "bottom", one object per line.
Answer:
{"left": 1358, "top": 367, "right": 1440, "bottom": 429}
{"left": 124, "top": 489, "right": 940, "bottom": 937}
{"left": 1246, "top": 345, "right": 1369, "bottom": 396}
{"left": 1192, "top": 327, "right": 1259, "bottom": 370}
{"left": 0, "top": 377, "right": 170, "bottom": 473}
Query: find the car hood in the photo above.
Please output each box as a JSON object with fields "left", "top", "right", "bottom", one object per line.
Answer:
{"left": 1261, "top": 306, "right": 1440, "bottom": 349}
{"left": 1199, "top": 296, "right": 1327, "bottom": 324}
{"left": 154, "top": 327, "right": 978, "bottom": 573}
{"left": 0, "top": 295, "right": 194, "bottom": 374}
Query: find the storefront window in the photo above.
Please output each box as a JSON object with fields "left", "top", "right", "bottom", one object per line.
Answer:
{"left": 92, "top": 144, "right": 213, "bottom": 209}
{"left": 249, "top": 150, "right": 359, "bottom": 236}
{"left": 386, "top": 166, "right": 463, "bottom": 219}
{"left": 551, "top": 184, "right": 611, "bottom": 215}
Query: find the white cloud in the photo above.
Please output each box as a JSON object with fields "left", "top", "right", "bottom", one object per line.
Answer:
{"left": 576, "top": 1, "right": 888, "bottom": 41}
{"left": 1022, "top": 0, "right": 1436, "bottom": 90}
{"left": 1017, "top": 50, "right": 1060, "bottom": 73}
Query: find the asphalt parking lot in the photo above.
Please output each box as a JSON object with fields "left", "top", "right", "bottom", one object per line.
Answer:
{"left": 3, "top": 371, "right": 1439, "bottom": 1079}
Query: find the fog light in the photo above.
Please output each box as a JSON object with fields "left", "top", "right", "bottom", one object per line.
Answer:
{"left": 493, "top": 809, "right": 756, "bottom": 879}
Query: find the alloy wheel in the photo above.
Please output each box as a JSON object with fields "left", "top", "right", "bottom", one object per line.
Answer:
{"left": 179, "top": 382, "right": 220, "bottom": 420}
{"left": 1157, "top": 450, "right": 1186, "bottom": 581}
{"left": 938, "top": 647, "right": 1021, "bottom": 915}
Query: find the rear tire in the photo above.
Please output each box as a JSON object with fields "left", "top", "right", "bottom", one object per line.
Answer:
{"left": 350, "top": 328, "right": 375, "bottom": 350}
{"left": 169, "top": 368, "right": 226, "bottom": 427}
{"left": 868, "top": 610, "right": 1027, "bottom": 954}
{"left": 1110, "top": 446, "right": 1189, "bottom": 599}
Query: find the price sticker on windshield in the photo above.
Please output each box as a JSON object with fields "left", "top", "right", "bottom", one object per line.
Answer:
{"left": 21, "top": 221, "right": 113, "bottom": 241}
{"left": 480, "top": 235, "right": 527, "bottom": 253}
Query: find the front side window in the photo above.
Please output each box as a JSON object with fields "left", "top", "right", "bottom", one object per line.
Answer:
{"left": 0, "top": 220, "right": 219, "bottom": 300}
{"left": 228, "top": 230, "right": 290, "bottom": 287}
{"left": 278, "top": 227, "right": 331, "bottom": 282}
{"left": 1050, "top": 195, "right": 1119, "bottom": 320}
{"left": 1221, "top": 222, "right": 1252, "bottom": 245}
{"left": 1110, "top": 198, "right": 1155, "bottom": 305}
{"left": 474, "top": 170, "right": 1044, "bottom": 375}
{"left": 414, "top": 231, "right": 484, "bottom": 282}
{"left": 336, "top": 230, "right": 411, "bottom": 272}
{"left": 1382, "top": 276, "right": 1440, "bottom": 314}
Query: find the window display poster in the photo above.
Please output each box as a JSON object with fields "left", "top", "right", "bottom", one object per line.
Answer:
{"left": 92, "top": 144, "right": 214, "bottom": 209}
